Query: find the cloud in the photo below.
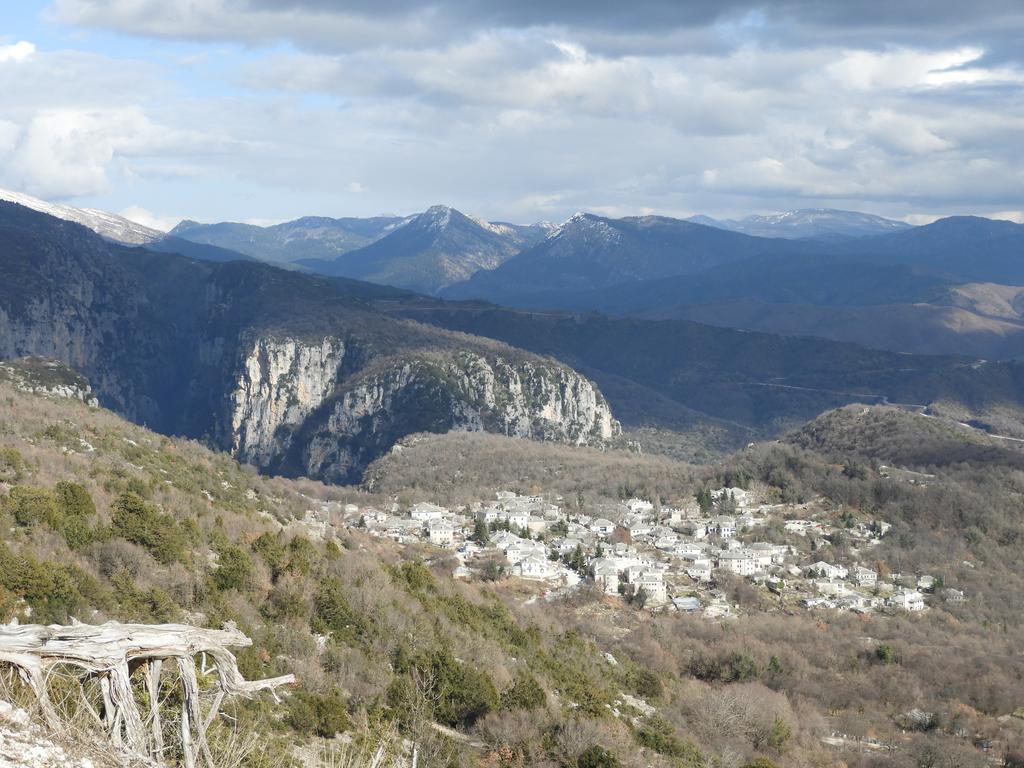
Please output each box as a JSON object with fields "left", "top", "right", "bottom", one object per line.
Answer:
{"left": 49, "top": 1, "right": 1024, "bottom": 56}
{"left": 0, "top": 41, "right": 36, "bottom": 63}
{"left": 9, "top": 0, "right": 1019, "bottom": 225}
{"left": 118, "top": 205, "right": 180, "bottom": 231}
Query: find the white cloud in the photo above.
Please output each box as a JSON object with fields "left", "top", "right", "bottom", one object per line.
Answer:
{"left": 118, "top": 205, "right": 179, "bottom": 231}
{"left": 3, "top": 5, "right": 1020, "bottom": 224}
{"left": 988, "top": 210, "right": 1024, "bottom": 223}
{"left": 861, "top": 109, "right": 954, "bottom": 155}
{"left": 0, "top": 41, "right": 35, "bottom": 64}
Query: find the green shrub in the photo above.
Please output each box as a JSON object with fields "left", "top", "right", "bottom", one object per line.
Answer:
{"left": 500, "top": 671, "right": 546, "bottom": 711}
{"left": 635, "top": 716, "right": 690, "bottom": 758}
{"left": 110, "top": 492, "right": 186, "bottom": 565}
{"left": 53, "top": 481, "right": 96, "bottom": 549}
{"left": 6, "top": 486, "right": 58, "bottom": 528}
{"left": 110, "top": 571, "right": 179, "bottom": 623}
{"left": 312, "top": 576, "right": 369, "bottom": 644}
{"left": 689, "top": 651, "right": 759, "bottom": 683}
{"left": 766, "top": 717, "right": 792, "bottom": 751}
{"left": 251, "top": 532, "right": 288, "bottom": 580}
{"left": 262, "top": 583, "right": 309, "bottom": 622}
{"left": 285, "top": 690, "right": 350, "bottom": 738}
{"left": 212, "top": 543, "right": 254, "bottom": 592}
{"left": 875, "top": 643, "right": 897, "bottom": 664}
{"left": 426, "top": 648, "right": 499, "bottom": 728}
{"left": 577, "top": 745, "right": 620, "bottom": 768}
{"left": 0, "top": 543, "right": 89, "bottom": 623}
{"left": 0, "top": 447, "right": 25, "bottom": 481}
{"left": 391, "top": 560, "right": 434, "bottom": 592}
{"left": 286, "top": 536, "right": 317, "bottom": 577}
{"left": 625, "top": 666, "right": 663, "bottom": 701}
{"left": 390, "top": 647, "right": 499, "bottom": 729}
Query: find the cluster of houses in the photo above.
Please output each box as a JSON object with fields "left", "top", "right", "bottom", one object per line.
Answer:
{"left": 311, "top": 485, "right": 957, "bottom": 617}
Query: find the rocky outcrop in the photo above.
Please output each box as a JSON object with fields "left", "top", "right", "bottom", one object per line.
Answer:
{"left": 228, "top": 336, "right": 348, "bottom": 465}
{"left": 0, "top": 357, "right": 99, "bottom": 407}
{"left": 0, "top": 203, "right": 622, "bottom": 487}
{"left": 227, "top": 340, "right": 619, "bottom": 483}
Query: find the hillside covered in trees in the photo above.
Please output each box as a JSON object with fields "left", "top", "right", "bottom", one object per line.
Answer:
{"left": 0, "top": 369, "right": 1022, "bottom": 767}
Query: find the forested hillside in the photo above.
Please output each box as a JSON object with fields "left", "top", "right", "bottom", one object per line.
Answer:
{"left": 1, "top": 372, "right": 1022, "bottom": 767}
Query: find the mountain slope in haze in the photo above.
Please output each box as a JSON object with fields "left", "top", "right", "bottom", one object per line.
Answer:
{"left": 663, "top": 299, "right": 1024, "bottom": 360}
{"left": 691, "top": 208, "right": 912, "bottom": 239}
{"left": 300, "top": 205, "right": 550, "bottom": 294}
{"left": 170, "top": 214, "right": 407, "bottom": 263}
{"left": 513, "top": 254, "right": 1024, "bottom": 359}
{"left": 144, "top": 234, "right": 258, "bottom": 263}
{"left": 836, "top": 215, "right": 1024, "bottom": 283}
{"left": 444, "top": 212, "right": 812, "bottom": 303}
{"left": 456, "top": 215, "right": 1024, "bottom": 360}
{"left": 0, "top": 202, "right": 618, "bottom": 483}
{"left": 0, "top": 186, "right": 165, "bottom": 244}
{"left": 385, "top": 299, "right": 1024, "bottom": 438}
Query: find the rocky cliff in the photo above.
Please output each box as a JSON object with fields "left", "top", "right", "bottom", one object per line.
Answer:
{"left": 0, "top": 203, "right": 621, "bottom": 485}
{"left": 226, "top": 339, "right": 618, "bottom": 483}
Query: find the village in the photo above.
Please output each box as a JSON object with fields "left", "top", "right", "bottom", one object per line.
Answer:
{"left": 301, "top": 485, "right": 963, "bottom": 619}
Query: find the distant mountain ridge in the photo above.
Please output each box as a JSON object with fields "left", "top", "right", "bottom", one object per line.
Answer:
{"left": 298, "top": 204, "right": 552, "bottom": 294}
{"left": 443, "top": 212, "right": 813, "bottom": 302}
{"left": 689, "top": 207, "right": 912, "bottom": 239}
{"left": 170, "top": 214, "right": 409, "bottom": 263}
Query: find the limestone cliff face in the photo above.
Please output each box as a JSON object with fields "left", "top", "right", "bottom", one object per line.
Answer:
{"left": 227, "top": 340, "right": 619, "bottom": 483}
{"left": 228, "top": 336, "right": 347, "bottom": 464}
{"left": 0, "top": 205, "right": 621, "bottom": 486}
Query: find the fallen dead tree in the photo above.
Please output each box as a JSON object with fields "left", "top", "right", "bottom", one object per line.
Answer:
{"left": 0, "top": 620, "right": 294, "bottom": 767}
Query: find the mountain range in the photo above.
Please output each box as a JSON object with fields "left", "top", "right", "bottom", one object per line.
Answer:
{"left": 7, "top": 197, "right": 1024, "bottom": 480}
{"left": 687, "top": 207, "right": 911, "bottom": 239}
{"left": 296, "top": 205, "right": 554, "bottom": 294}
{"left": 170, "top": 214, "right": 408, "bottom": 263}
{"left": 10, "top": 184, "right": 1024, "bottom": 363}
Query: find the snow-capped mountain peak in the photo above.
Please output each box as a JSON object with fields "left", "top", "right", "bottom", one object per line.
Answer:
{"left": 421, "top": 204, "right": 454, "bottom": 230}
{"left": 0, "top": 187, "right": 164, "bottom": 245}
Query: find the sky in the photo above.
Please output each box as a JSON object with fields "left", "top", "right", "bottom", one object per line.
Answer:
{"left": 0, "top": 1, "right": 1022, "bottom": 229}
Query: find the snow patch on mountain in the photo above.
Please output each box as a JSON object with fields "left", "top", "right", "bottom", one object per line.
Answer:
{"left": 0, "top": 187, "right": 164, "bottom": 245}
{"left": 687, "top": 208, "right": 912, "bottom": 239}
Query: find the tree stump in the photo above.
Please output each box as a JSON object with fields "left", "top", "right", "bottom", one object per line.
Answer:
{"left": 0, "top": 620, "right": 294, "bottom": 767}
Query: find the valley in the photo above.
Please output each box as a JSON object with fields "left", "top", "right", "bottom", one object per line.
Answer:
{"left": 2, "top": 181, "right": 1024, "bottom": 768}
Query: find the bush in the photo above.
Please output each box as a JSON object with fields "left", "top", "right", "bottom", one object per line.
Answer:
{"left": 577, "top": 745, "right": 620, "bottom": 768}
{"left": 625, "top": 666, "right": 663, "bottom": 701}
{"left": 0, "top": 542, "right": 89, "bottom": 623}
{"left": 110, "top": 571, "right": 178, "bottom": 622}
{"left": 766, "top": 717, "right": 792, "bottom": 751}
{"left": 211, "top": 543, "right": 253, "bottom": 592}
{"left": 0, "top": 447, "right": 25, "bottom": 481}
{"left": 5, "top": 486, "right": 58, "bottom": 528}
{"left": 286, "top": 536, "right": 317, "bottom": 577}
{"left": 262, "top": 583, "right": 309, "bottom": 622}
{"left": 110, "top": 492, "right": 186, "bottom": 564}
{"left": 875, "top": 643, "right": 897, "bottom": 664}
{"left": 392, "top": 647, "right": 499, "bottom": 729}
{"left": 312, "top": 576, "right": 369, "bottom": 644}
{"left": 251, "top": 532, "right": 288, "bottom": 580}
{"left": 500, "top": 671, "right": 546, "bottom": 711}
{"left": 53, "top": 481, "right": 96, "bottom": 549}
{"left": 285, "top": 690, "right": 350, "bottom": 738}
{"left": 635, "top": 716, "right": 688, "bottom": 757}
